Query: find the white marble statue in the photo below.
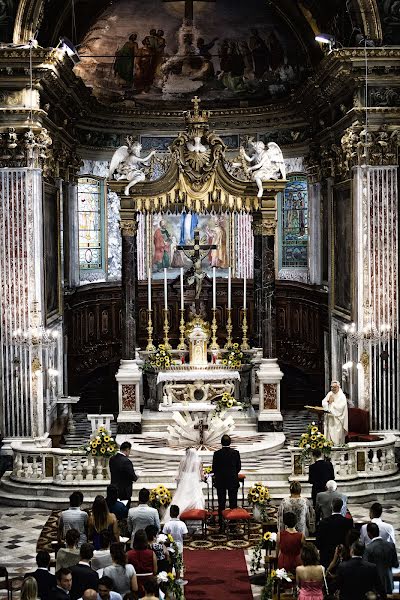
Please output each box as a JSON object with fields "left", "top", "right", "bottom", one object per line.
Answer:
{"left": 241, "top": 141, "right": 286, "bottom": 197}
{"left": 322, "top": 380, "right": 348, "bottom": 446}
{"left": 109, "top": 139, "right": 156, "bottom": 195}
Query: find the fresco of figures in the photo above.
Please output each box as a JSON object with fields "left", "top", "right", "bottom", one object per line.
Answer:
{"left": 74, "top": 0, "right": 309, "bottom": 106}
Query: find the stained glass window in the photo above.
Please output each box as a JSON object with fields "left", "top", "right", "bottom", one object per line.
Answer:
{"left": 77, "top": 176, "right": 106, "bottom": 272}
{"left": 280, "top": 175, "right": 308, "bottom": 268}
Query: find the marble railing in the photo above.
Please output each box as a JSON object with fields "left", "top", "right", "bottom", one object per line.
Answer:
{"left": 10, "top": 442, "right": 110, "bottom": 484}
{"left": 288, "top": 434, "right": 398, "bottom": 481}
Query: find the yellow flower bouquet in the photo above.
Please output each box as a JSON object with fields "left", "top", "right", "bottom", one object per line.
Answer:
{"left": 149, "top": 485, "right": 172, "bottom": 509}
{"left": 247, "top": 482, "right": 270, "bottom": 521}
{"left": 212, "top": 391, "right": 244, "bottom": 416}
{"left": 222, "top": 343, "right": 247, "bottom": 368}
{"left": 85, "top": 427, "right": 118, "bottom": 458}
{"left": 297, "top": 422, "right": 333, "bottom": 460}
{"left": 147, "top": 344, "right": 173, "bottom": 370}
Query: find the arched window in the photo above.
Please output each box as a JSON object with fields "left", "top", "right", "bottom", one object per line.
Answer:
{"left": 77, "top": 176, "right": 107, "bottom": 276}
{"left": 279, "top": 174, "right": 308, "bottom": 269}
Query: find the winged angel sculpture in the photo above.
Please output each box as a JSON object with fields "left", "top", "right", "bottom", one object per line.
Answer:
{"left": 240, "top": 141, "right": 286, "bottom": 197}
{"left": 109, "top": 137, "right": 156, "bottom": 195}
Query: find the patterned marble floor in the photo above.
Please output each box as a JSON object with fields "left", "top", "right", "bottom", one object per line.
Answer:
{"left": 1, "top": 502, "right": 400, "bottom": 600}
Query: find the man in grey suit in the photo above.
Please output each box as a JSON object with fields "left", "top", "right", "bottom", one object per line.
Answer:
{"left": 364, "top": 521, "right": 398, "bottom": 594}
{"left": 316, "top": 479, "right": 347, "bottom": 522}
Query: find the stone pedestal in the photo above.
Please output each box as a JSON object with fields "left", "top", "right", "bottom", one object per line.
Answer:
{"left": 256, "top": 358, "right": 283, "bottom": 431}
{"left": 115, "top": 360, "right": 142, "bottom": 434}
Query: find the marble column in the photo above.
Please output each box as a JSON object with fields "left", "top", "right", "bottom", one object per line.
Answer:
{"left": 121, "top": 219, "right": 138, "bottom": 360}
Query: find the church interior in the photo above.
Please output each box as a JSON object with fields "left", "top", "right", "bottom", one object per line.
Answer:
{"left": 0, "top": 0, "right": 400, "bottom": 598}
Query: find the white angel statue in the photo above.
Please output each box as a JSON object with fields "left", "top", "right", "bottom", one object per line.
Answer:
{"left": 109, "top": 139, "right": 156, "bottom": 195}
{"left": 241, "top": 141, "right": 286, "bottom": 197}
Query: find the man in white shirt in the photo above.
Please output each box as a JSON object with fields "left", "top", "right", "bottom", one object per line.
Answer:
{"left": 322, "top": 381, "right": 348, "bottom": 446}
{"left": 360, "top": 502, "right": 396, "bottom": 546}
{"left": 127, "top": 488, "right": 160, "bottom": 543}
{"left": 162, "top": 504, "right": 188, "bottom": 554}
{"left": 97, "top": 576, "right": 123, "bottom": 600}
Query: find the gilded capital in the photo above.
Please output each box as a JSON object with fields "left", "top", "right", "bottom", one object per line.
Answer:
{"left": 252, "top": 214, "right": 277, "bottom": 236}
{"left": 120, "top": 219, "right": 138, "bottom": 236}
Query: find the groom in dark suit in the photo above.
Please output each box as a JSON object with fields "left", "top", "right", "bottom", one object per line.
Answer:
{"left": 109, "top": 441, "right": 138, "bottom": 501}
{"left": 212, "top": 434, "right": 241, "bottom": 530}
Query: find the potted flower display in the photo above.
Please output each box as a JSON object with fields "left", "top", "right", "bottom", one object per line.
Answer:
{"left": 85, "top": 427, "right": 118, "bottom": 457}
{"left": 222, "top": 343, "right": 246, "bottom": 368}
{"left": 212, "top": 391, "right": 244, "bottom": 416}
{"left": 298, "top": 422, "right": 333, "bottom": 460}
{"left": 247, "top": 482, "right": 271, "bottom": 522}
{"left": 148, "top": 344, "right": 172, "bottom": 369}
{"left": 261, "top": 568, "right": 292, "bottom": 600}
{"left": 149, "top": 485, "right": 172, "bottom": 520}
{"left": 250, "top": 530, "right": 277, "bottom": 574}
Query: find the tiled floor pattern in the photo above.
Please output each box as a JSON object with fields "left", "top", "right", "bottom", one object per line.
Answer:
{"left": 1, "top": 501, "right": 400, "bottom": 599}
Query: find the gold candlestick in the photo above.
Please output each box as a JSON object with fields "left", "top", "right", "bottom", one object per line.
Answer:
{"left": 163, "top": 309, "right": 172, "bottom": 350}
{"left": 177, "top": 309, "right": 187, "bottom": 350}
{"left": 241, "top": 307, "right": 250, "bottom": 350}
{"left": 210, "top": 308, "right": 220, "bottom": 351}
{"left": 225, "top": 308, "right": 233, "bottom": 349}
{"left": 146, "top": 309, "right": 156, "bottom": 352}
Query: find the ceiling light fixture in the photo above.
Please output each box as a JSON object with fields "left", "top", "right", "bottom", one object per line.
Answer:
{"left": 58, "top": 37, "right": 80, "bottom": 64}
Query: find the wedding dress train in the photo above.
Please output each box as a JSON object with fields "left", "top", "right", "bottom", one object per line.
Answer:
{"left": 164, "top": 448, "right": 205, "bottom": 522}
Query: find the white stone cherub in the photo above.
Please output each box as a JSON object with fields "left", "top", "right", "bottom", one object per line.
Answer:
{"left": 241, "top": 141, "right": 286, "bottom": 197}
{"left": 109, "top": 138, "right": 156, "bottom": 195}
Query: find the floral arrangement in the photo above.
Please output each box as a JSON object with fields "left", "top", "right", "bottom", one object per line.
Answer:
{"left": 149, "top": 485, "right": 172, "bottom": 509}
{"left": 250, "top": 531, "right": 277, "bottom": 574}
{"left": 298, "top": 422, "right": 333, "bottom": 459}
{"left": 247, "top": 482, "right": 270, "bottom": 520}
{"left": 222, "top": 343, "right": 245, "bottom": 368}
{"left": 157, "top": 570, "right": 184, "bottom": 600}
{"left": 85, "top": 427, "right": 118, "bottom": 457}
{"left": 147, "top": 344, "right": 172, "bottom": 369}
{"left": 203, "top": 465, "right": 212, "bottom": 475}
{"left": 158, "top": 533, "right": 184, "bottom": 593}
{"left": 213, "top": 391, "right": 243, "bottom": 416}
{"left": 261, "top": 568, "right": 292, "bottom": 600}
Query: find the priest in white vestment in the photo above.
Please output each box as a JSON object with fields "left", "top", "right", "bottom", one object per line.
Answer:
{"left": 321, "top": 381, "right": 348, "bottom": 446}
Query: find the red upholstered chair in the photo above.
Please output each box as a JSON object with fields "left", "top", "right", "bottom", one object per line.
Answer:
{"left": 222, "top": 507, "right": 251, "bottom": 540}
{"left": 180, "top": 509, "right": 209, "bottom": 537}
{"left": 346, "top": 408, "right": 380, "bottom": 442}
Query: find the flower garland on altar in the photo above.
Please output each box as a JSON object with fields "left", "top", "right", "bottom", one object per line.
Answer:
{"left": 212, "top": 391, "right": 244, "bottom": 416}
{"left": 85, "top": 427, "right": 118, "bottom": 457}
{"left": 146, "top": 344, "right": 172, "bottom": 370}
{"left": 247, "top": 482, "right": 270, "bottom": 520}
{"left": 149, "top": 485, "right": 172, "bottom": 509}
{"left": 298, "top": 422, "right": 333, "bottom": 460}
{"left": 222, "top": 343, "right": 246, "bottom": 368}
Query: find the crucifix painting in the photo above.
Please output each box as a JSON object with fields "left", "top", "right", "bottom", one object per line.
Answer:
{"left": 162, "top": 0, "right": 216, "bottom": 25}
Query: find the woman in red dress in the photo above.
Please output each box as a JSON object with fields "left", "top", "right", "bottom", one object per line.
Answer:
{"left": 127, "top": 529, "right": 157, "bottom": 597}
{"left": 277, "top": 511, "right": 304, "bottom": 573}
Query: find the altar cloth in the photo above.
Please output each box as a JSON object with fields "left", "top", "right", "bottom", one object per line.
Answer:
{"left": 156, "top": 369, "right": 240, "bottom": 384}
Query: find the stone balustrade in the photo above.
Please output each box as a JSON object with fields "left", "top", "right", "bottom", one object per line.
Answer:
{"left": 87, "top": 414, "right": 114, "bottom": 435}
{"left": 288, "top": 434, "right": 398, "bottom": 481}
{"left": 10, "top": 441, "right": 110, "bottom": 485}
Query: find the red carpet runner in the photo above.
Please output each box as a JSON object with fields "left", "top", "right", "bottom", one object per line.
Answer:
{"left": 184, "top": 549, "right": 253, "bottom": 599}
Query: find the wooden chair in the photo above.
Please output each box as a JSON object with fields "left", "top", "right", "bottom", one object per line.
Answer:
{"left": 0, "top": 567, "right": 24, "bottom": 600}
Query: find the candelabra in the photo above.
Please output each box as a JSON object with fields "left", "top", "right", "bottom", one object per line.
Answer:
{"left": 343, "top": 321, "right": 391, "bottom": 345}
{"left": 163, "top": 308, "right": 172, "bottom": 350}
{"left": 12, "top": 302, "right": 58, "bottom": 349}
{"left": 224, "top": 308, "right": 233, "bottom": 349}
{"left": 177, "top": 309, "right": 187, "bottom": 351}
{"left": 146, "top": 309, "right": 156, "bottom": 352}
{"left": 210, "top": 308, "right": 220, "bottom": 351}
{"left": 241, "top": 308, "right": 250, "bottom": 351}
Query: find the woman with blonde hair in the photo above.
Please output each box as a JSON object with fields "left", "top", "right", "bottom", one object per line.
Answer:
{"left": 278, "top": 481, "right": 315, "bottom": 536}
{"left": 21, "top": 576, "right": 38, "bottom": 600}
{"left": 88, "top": 494, "right": 119, "bottom": 550}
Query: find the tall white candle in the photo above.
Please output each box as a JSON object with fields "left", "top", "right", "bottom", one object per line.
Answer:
{"left": 148, "top": 268, "right": 152, "bottom": 311}
{"left": 213, "top": 267, "right": 216, "bottom": 310}
{"left": 228, "top": 267, "right": 232, "bottom": 310}
{"left": 243, "top": 276, "right": 247, "bottom": 310}
{"left": 180, "top": 267, "right": 184, "bottom": 311}
{"left": 164, "top": 268, "right": 168, "bottom": 311}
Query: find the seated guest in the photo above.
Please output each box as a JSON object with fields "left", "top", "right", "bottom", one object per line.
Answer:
{"left": 360, "top": 502, "right": 396, "bottom": 546}
{"left": 97, "top": 575, "right": 123, "bottom": 600}
{"left": 141, "top": 576, "right": 160, "bottom": 600}
{"left": 25, "top": 549, "right": 56, "bottom": 600}
{"left": 88, "top": 495, "right": 119, "bottom": 551}
{"left": 58, "top": 491, "right": 88, "bottom": 547}
{"left": 277, "top": 511, "right": 304, "bottom": 573}
{"left": 56, "top": 528, "right": 81, "bottom": 571}
{"left": 92, "top": 530, "right": 113, "bottom": 571}
{"left": 308, "top": 448, "right": 335, "bottom": 507}
{"left": 127, "top": 488, "right": 160, "bottom": 542}
{"left": 54, "top": 568, "right": 73, "bottom": 600}
{"left": 296, "top": 542, "right": 325, "bottom": 600}
{"left": 70, "top": 543, "right": 99, "bottom": 600}
{"left": 162, "top": 505, "right": 188, "bottom": 554}
{"left": 364, "top": 522, "right": 398, "bottom": 594}
{"left": 316, "top": 479, "right": 347, "bottom": 522}
{"left": 106, "top": 485, "right": 129, "bottom": 520}
{"left": 103, "top": 542, "right": 138, "bottom": 597}
{"left": 278, "top": 481, "right": 315, "bottom": 536}
{"left": 316, "top": 497, "right": 353, "bottom": 567}
{"left": 335, "top": 540, "right": 385, "bottom": 600}
{"left": 127, "top": 529, "right": 157, "bottom": 597}
{"left": 145, "top": 524, "right": 170, "bottom": 573}
{"left": 82, "top": 591, "right": 97, "bottom": 600}
{"left": 21, "top": 576, "right": 38, "bottom": 600}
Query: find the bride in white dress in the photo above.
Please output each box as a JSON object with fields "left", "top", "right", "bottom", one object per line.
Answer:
{"left": 164, "top": 448, "right": 205, "bottom": 521}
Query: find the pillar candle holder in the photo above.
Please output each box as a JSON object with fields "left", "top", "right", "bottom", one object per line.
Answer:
{"left": 224, "top": 308, "right": 233, "bottom": 349}
{"left": 163, "top": 309, "right": 172, "bottom": 350}
{"left": 210, "top": 308, "right": 220, "bottom": 351}
{"left": 146, "top": 309, "right": 156, "bottom": 352}
{"left": 177, "top": 309, "right": 187, "bottom": 351}
{"left": 241, "top": 308, "right": 250, "bottom": 351}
